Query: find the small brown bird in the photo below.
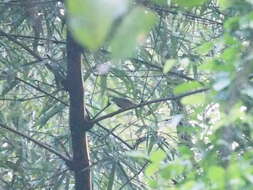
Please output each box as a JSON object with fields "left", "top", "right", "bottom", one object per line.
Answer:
{"left": 111, "top": 97, "right": 136, "bottom": 109}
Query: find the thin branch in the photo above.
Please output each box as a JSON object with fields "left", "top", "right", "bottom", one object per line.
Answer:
{"left": 92, "top": 88, "right": 209, "bottom": 123}
{"left": 92, "top": 102, "right": 111, "bottom": 119}
{"left": 149, "top": 5, "right": 223, "bottom": 26}
{"left": 16, "top": 77, "right": 68, "bottom": 106}
{"left": 119, "top": 162, "right": 149, "bottom": 190}
{"left": 0, "top": 30, "right": 68, "bottom": 106}
{"left": 0, "top": 30, "right": 43, "bottom": 61}
{"left": 100, "top": 49, "right": 198, "bottom": 82}
{"left": 0, "top": 95, "right": 46, "bottom": 101}
{"left": 130, "top": 58, "right": 197, "bottom": 82}
{"left": 0, "top": 34, "right": 65, "bottom": 44}
{"left": 0, "top": 123, "right": 70, "bottom": 162}
{"left": 95, "top": 122, "right": 134, "bottom": 150}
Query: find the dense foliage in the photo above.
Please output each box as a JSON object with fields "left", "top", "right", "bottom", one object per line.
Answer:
{"left": 0, "top": 0, "right": 253, "bottom": 189}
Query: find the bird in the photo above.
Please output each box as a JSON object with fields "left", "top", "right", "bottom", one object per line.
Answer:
{"left": 111, "top": 97, "right": 136, "bottom": 109}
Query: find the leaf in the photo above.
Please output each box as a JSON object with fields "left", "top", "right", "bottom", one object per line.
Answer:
{"left": 174, "top": 0, "right": 208, "bottom": 7}
{"left": 178, "top": 145, "right": 193, "bottom": 158}
{"left": 224, "top": 16, "right": 240, "bottom": 31}
{"left": 199, "top": 59, "right": 234, "bottom": 72}
{"left": 110, "top": 68, "right": 132, "bottom": 93}
{"left": 38, "top": 104, "right": 65, "bottom": 127}
{"left": 174, "top": 81, "right": 202, "bottom": 94}
{"left": 67, "top": 0, "right": 128, "bottom": 50}
{"left": 107, "top": 162, "right": 116, "bottom": 190}
{"left": 217, "top": 0, "right": 231, "bottom": 10}
{"left": 163, "top": 59, "right": 176, "bottom": 74}
{"left": 220, "top": 46, "right": 239, "bottom": 63}
{"left": 1, "top": 80, "right": 18, "bottom": 96}
{"left": 126, "top": 151, "right": 149, "bottom": 160}
{"left": 145, "top": 163, "right": 159, "bottom": 177}
{"left": 207, "top": 166, "right": 225, "bottom": 188}
{"left": 110, "top": 7, "right": 158, "bottom": 58}
{"left": 196, "top": 42, "right": 214, "bottom": 55}
{"left": 151, "top": 0, "right": 167, "bottom": 5}
{"left": 99, "top": 76, "right": 107, "bottom": 96}
{"left": 182, "top": 93, "right": 206, "bottom": 105}
{"left": 160, "top": 161, "right": 184, "bottom": 178}
{"left": 223, "top": 34, "right": 238, "bottom": 45}
{"left": 180, "top": 181, "right": 197, "bottom": 189}
{"left": 147, "top": 179, "right": 159, "bottom": 189}
{"left": 150, "top": 150, "right": 166, "bottom": 163}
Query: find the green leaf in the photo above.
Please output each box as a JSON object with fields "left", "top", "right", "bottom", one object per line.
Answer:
{"left": 1, "top": 80, "right": 18, "bottom": 96}
{"left": 199, "top": 59, "right": 234, "bottom": 72}
{"left": 180, "top": 181, "right": 197, "bottom": 189}
{"left": 220, "top": 46, "right": 239, "bottom": 63}
{"left": 178, "top": 145, "right": 193, "bottom": 158}
{"left": 38, "top": 104, "right": 65, "bottom": 127}
{"left": 223, "top": 34, "right": 238, "bottom": 45}
{"left": 227, "top": 163, "right": 241, "bottom": 179}
{"left": 145, "top": 163, "right": 159, "bottom": 177}
{"left": 160, "top": 161, "right": 184, "bottom": 178}
{"left": 217, "top": 0, "right": 232, "bottom": 10}
{"left": 163, "top": 59, "right": 176, "bottom": 74}
{"left": 110, "top": 7, "right": 158, "bottom": 58}
{"left": 182, "top": 93, "right": 206, "bottom": 105}
{"left": 126, "top": 151, "right": 149, "bottom": 160}
{"left": 196, "top": 42, "right": 214, "bottom": 55}
{"left": 174, "top": 0, "right": 208, "bottom": 7}
{"left": 67, "top": 0, "right": 128, "bottom": 50}
{"left": 174, "top": 81, "right": 202, "bottom": 94}
{"left": 107, "top": 162, "right": 116, "bottom": 190}
{"left": 150, "top": 150, "right": 166, "bottom": 163}
{"left": 207, "top": 166, "right": 225, "bottom": 188}
{"left": 99, "top": 76, "right": 107, "bottom": 97}
{"left": 147, "top": 179, "right": 159, "bottom": 189}
{"left": 151, "top": 0, "right": 167, "bottom": 5}
{"left": 224, "top": 17, "right": 240, "bottom": 31}
{"left": 111, "top": 67, "right": 134, "bottom": 92}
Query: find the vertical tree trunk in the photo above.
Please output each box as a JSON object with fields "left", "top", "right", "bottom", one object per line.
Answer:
{"left": 66, "top": 31, "right": 91, "bottom": 190}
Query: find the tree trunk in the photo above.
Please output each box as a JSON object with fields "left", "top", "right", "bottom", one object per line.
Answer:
{"left": 66, "top": 31, "right": 91, "bottom": 190}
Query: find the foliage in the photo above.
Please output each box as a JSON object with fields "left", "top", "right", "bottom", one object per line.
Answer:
{"left": 0, "top": 0, "right": 253, "bottom": 190}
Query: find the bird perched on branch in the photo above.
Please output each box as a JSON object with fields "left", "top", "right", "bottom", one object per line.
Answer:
{"left": 111, "top": 97, "right": 136, "bottom": 109}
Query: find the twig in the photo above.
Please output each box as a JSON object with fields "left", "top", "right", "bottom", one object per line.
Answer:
{"left": 119, "top": 162, "right": 149, "bottom": 190}
{"left": 0, "top": 123, "right": 70, "bottom": 162}
{"left": 150, "top": 5, "right": 223, "bottom": 26}
{"left": 0, "top": 30, "right": 43, "bottom": 61}
{"left": 92, "top": 88, "right": 209, "bottom": 123}
{"left": 16, "top": 77, "right": 68, "bottom": 106}
{"left": 95, "top": 122, "right": 134, "bottom": 150}
{"left": 0, "top": 33, "right": 65, "bottom": 44}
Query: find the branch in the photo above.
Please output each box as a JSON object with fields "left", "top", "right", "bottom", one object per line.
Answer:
{"left": 0, "top": 33, "right": 65, "bottom": 44}
{"left": 0, "top": 30, "right": 69, "bottom": 106}
{"left": 16, "top": 77, "right": 68, "bottom": 106}
{"left": 119, "top": 162, "right": 149, "bottom": 190}
{"left": 0, "top": 123, "right": 70, "bottom": 162}
{"left": 0, "top": 95, "right": 46, "bottom": 101}
{"left": 0, "top": 30, "right": 43, "bottom": 61}
{"left": 96, "top": 122, "right": 134, "bottom": 150}
{"left": 130, "top": 58, "right": 197, "bottom": 82}
{"left": 100, "top": 49, "right": 200, "bottom": 82}
{"left": 92, "top": 88, "right": 209, "bottom": 123}
{"left": 149, "top": 5, "right": 223, "bottom": 26}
